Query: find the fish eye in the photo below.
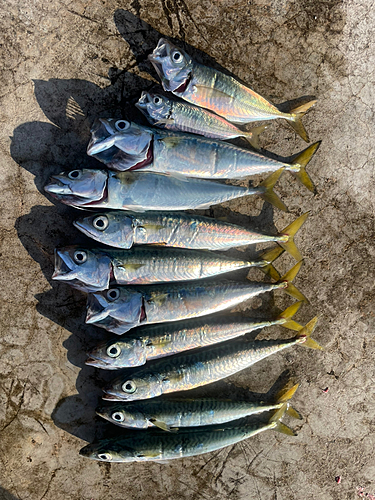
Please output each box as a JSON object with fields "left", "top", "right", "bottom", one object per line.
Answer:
{"left": 172, "top": 50, "right": 183, "bottom": 63}
{"left": 98, "top": 453, "right": 112, "bottom": 461}
{"left": 93, "top": 215, "right": 108, "bottom": 231}
{"left": 122, "top": 380, "right": 137, "bottom": 393}
{"left": 115, "top": 120, "right": 130, "bottom": 131}
{"left": 112, "top": 411, "right": 125, "bottom": 422}
{"left": 73, "top": 250, "right": 87, "bottom": 264}
{"left": 106, "top": 288, "right": 120, "bottom": 301}
{"left": 153, "top": 96, "right": 162, "bottom": 106}
{"left": 106, "top": 344, "right": 121, "bottom": 358}
{"left": 68, "top": 170, "right": 82, "bottom": 179}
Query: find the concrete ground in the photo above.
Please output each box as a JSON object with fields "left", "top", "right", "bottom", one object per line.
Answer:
{"left": 1, "top": 0, "right": 375, "bottom": 498}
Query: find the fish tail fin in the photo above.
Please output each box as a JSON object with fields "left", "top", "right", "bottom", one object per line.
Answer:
{"left": 275, "top": 383, "right": 302, "bottom": 420}
{"left": 270, "top": 403, "right": 297, "bottom": 436}
{"left": 285, "top": 99, "right": 317, "bottom": 142}
{"left": 276, "top": 301, "right": 304, "bottom": 331}
{"left": 244, "top": 124, "right": 267, "bottom": 149}
{"left": 278, "top": 261, "right": 308, "bottom": 303}
{"left": 288, "top": 141, "right": 321, "bottom": 193}
{"left": 277, "top": 212, "right": 309, "bottom": 261}
{"left": 296, "top": 316, "right": 323, "bottom": 350}
{"left": 256, "top": 246, "right": 284, "bottom": 281}
{"left": 258, "top": 168, "right": 288, "bottom": 212}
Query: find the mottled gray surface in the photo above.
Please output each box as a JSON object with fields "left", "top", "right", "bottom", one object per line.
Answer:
{"left": 1, "top": 0, "right": 375, "bottom": 499}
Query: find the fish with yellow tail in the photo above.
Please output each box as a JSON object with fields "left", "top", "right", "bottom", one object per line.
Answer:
{"left": 149, "top": 38, "right": 317, "bottom": 142}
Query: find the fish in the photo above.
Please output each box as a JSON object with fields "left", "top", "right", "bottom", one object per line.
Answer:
{"left": 73, "top": 210, "right": 308, "bottom": 260}
{"left": 85, "top": 302, "right": 303, "bottom": 369}
{"left": 87, "top": 117, "right": 320, "bottom": 191}
{"left": 44, "top": 168, "right": 287, "bottom": 212}
{"left": 85, "top": 261, "right": 307, "bottom": 335}
{"left": 149, "top": 38, "right": 317, "bottom": 142}
{"left": 136, "top": 90, "right": 266, "bottom": 147}
{"left": 96, "top": 383, "right": 301, "bottom": 430}
{"left": 102, "top": 317, "right": 321, "bottom": 401}
{"left": 52, "top": 244, "right": 283, "bottom": 292}
{"left": 79, "top": 404, "right": 295, "bottom": 462}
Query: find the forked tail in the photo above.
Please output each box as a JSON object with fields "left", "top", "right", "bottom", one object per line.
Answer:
{"left": 295, "top": 316, "right": 323, "bottom": 350}
{"left": 277, "top": 260, "right": 308, "bottom": 303}
{"left": 288, "top": 141, "right": 321, "bottom": 193}
{"left": 258, "top": 168, "right": 287, "bottom": 212}
{"left": 283, "top": 99, "right": 317, "bottom": 143}
{"left": 277, "top": 301, "right": 304, "bottom": 331}
{"left": 269, "top": 403, "right": 297, "bottom": 436}
{"left": 274, "top": 382, "right": 302, "bottom": 420}
{"left": 244, "top": 124, "right": 267, "bottom": 149}
{"left": 277, "top": 212, "right": 309, "bottom": 261}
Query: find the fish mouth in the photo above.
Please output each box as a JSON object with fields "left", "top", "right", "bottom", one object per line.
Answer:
{"left": 87, "top": 118, "right": 117, "bottom": 156}
{"left": 136, "top": 91, "right": 151, "bottom": 110}
{"left": 44, "top": 175, "right": 72, "bottom": 195}
{"left": 72, "top": 219, "right": 95, "bottom": 239}
{"left": 148, "top": 38, "right": 170, "bottom": 62}
{"left": 85, "top": 356, "right": 112, "bottom": 368}
{"left": 101, "top": 393, "right": 126, "bottom": 401}
{"left": 86, "top": 294, "right": 109, "bottom": 324}
{"left": 52, "top": 249, "right": 75, "bottom": 280}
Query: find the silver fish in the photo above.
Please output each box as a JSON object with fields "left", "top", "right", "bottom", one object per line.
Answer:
{"left": 85, "top": 261, "right": 306, "bottom": 334}
{"left": 87, "top": 117, "right": 320, "bottom": 191}
{"left": 44, "top": 168, "right": 286, "bottom": 212}
{"left": 96, "top": 383, "right": 300, "bottom": 430}
{"left": 52, "top": 245, "right": 282, "bottom": 292}
{"left": 85, "top": 303, "right": 303, "bottom": 369}
{"left": 79, "top": 404, "right": 295, "bottom": 462}
{"left": 102, "top": 318, "right": 320, "bottom": 401}
{"left": 136, "top": 91, "right": 265, "bottom": 147}
{"left": 149, "top": 38, "right": 317, "bottom": 142}
{"left": 73, "top": 211, "right": 308, "bottom": 260}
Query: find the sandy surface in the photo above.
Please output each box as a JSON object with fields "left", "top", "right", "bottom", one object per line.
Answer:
{"left": 1, "top": 0, "right": 375, "bottom": 499}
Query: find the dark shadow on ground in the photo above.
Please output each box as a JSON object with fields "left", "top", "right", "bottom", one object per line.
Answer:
{"left": 0, "top": 487, "right": 21, "bottom": 500}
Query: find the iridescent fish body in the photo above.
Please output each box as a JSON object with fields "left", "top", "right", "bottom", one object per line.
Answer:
{"left": 102, "top": 318, "right": 319, "bottom": 401}
{"left": 44, "top": 168, "right": 285, "bottom": 211}
{"left": 79, "top": 406, "right": 295, "bottom": 462}
{"left": 52, "top": 245, "right": 274, "bottom": 292}
{"left": 149, "top": 38, "right": 317, "bottom": 142}
{"left": 87, "top": 118, "right": 319, "bottom": 191}
{"left": 85, "top": 261, "right": 306, "bottom": 335}
{"left": 136, "top": 91, "right": 263, "bottom": 146}
{"left": 85, "top": 304, "right": 302, "bottom": 369}
{"left": 96, "top": 384, "right": 299, "bottom": 429}
{"left": 73, "top": 211, "right": 308, "bottom": 257}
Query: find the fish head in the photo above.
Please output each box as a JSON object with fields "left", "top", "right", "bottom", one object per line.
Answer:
{"left": 44, "top": 169, "right": 108, "bottom": 207}
{"left": 87, "top": 118, "right": 153, "bottom": 170}
{"left": 86, "top": 287, "right": 144, "bottom": 327}
{"left": 96, "top": 403, "right": 149, "bottom": 429}
{"left": 136, "top": 91, "right": 172, "bottom": 124}
{"left": 79, "top": 441, "right": 136, "bottom": 462}
{"left": 73, "top": 211, "right": 135, "bottom": 249}
{"left": 86, "top": 337, "right": 147, "bottom": 369}
{"left": 103, "top": 371, "right": 163, "bottom": 401}
{"left": 52, "top": 246, "right": 112, "bottom": 292}
{"left": 149, "top": 38, "right": 193, "bottom": 93}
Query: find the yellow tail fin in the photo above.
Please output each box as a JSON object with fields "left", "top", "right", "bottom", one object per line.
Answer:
{"left": 258, "top": 168, "right": 288, "bottom": 212}
{"left": 278, "top": 212, "right": 309, "bottom": 261}
{"left": 275, "top": 383, "right": 303, "bottom": 420}
{"left": 278, "top": 260, "right": 308, "bottom": 303}
{"left": 245, "top": 124, "right": 267, "bottom": 149}
{"left": 289, "top": 141, "right": 321, "bottom": 193}
{"left": 256, "top": 246, "right": 284, "bottom": 281}
{"left": 287, "top": 99, "right": 317, "bottom": 143}
{"left": 296, "top": 316, "right": 323, "bottom": 350}
{"left": 277, "top": 301, "right": 304, "bottom": 331}
{"left": 270, "top": 403, "right": 297, "bottom": 436}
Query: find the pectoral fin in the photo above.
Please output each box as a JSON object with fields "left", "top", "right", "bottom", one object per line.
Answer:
{"left": 193, "top": 85, "right": 235, "bottom": 106}
{"left": 149, "top": 419, "right": 177, "bottom": 432}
